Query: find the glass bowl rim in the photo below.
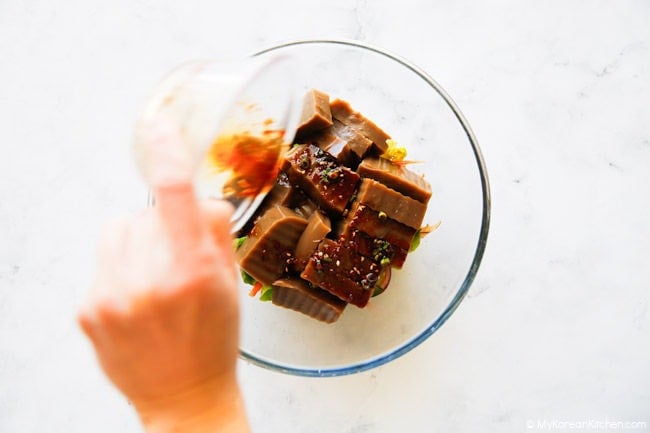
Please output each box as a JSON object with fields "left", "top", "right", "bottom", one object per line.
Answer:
{"left": 236, "top": 38, "right": 492, "bottom": 377}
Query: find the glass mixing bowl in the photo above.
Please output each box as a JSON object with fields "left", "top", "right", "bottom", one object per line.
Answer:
{"left": 237, "top": 40, "right": 491, "bottom": 376}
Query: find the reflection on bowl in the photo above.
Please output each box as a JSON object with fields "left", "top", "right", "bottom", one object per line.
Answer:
{"left": 235, "top": 39, "right": 490, "bottom": 377}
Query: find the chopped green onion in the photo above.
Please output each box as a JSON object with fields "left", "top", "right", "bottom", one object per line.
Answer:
{"left": 241, "top": 270, "right": 256, "bottom": 285}
{"left": 380, "top": 257, "right": 391, "bottom": 266}
{"left": 319, "top": 167, "right": 332, "bottom": 184}
{"left": 409, "top": 230, "right": 421, "bottom": 252}
{"left": 259, "top": 285, "right": 273, "bottom": 302}
{"left": 233, "top": 236, "right": 247, "bottom": 250}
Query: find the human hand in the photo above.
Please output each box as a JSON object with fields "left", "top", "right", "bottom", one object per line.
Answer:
{"left": 78, "top": 119, "right": 249, "bottom": 433}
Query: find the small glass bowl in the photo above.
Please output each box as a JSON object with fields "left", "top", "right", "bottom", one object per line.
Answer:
{"left": 137, "top": 55, "right": 299, "bottom": 233}
{"left": 237, "top": 40, "right": 491, "bottom": 377}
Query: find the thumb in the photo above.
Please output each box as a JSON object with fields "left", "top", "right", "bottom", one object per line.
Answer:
{"left": 201, "top": 199, "right": 236, "bottom": 255}
{"left": 201, "top": 199, "right": 237, "bottom": 285}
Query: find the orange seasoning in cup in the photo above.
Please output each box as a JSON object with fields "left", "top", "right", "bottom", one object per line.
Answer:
{"left": 206, "top": 125, "right": 286, "bottom": 199}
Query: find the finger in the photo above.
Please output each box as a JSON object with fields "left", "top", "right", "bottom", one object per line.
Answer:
{"left": 155, "top": 182, "right": 203, "bottom": 251}
{"left": 118, "top": 211, "right": 158, "bottom": 293}
{"left": 201, "top": 199, "right": 235, "bottom": 251}
{"left": 135, "top": 112, "right": 195, "bottom": 187}
{"left": 95, "top": 217, "right": 131, "bottom": 296}
{"left": 77, "top": 215, "right": 130, "bottom": 342}
{"left": 138, "top": 115, "right": 204, "bottom": 250}
{"left": 201, "top": 199, "right": 237, "bottom": 283}
{"left": 77, "top": 298, "right": 98, "bottom": 340}
{"left": 76, "top": 293, "right": 130, "bottom": 354}
{"left": 76, "top": 292, "right": 113, "bottom": 341}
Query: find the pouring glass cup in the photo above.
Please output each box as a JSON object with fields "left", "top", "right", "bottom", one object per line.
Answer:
{"left": 133, "top": 55, "right": 299, "bottom": 233}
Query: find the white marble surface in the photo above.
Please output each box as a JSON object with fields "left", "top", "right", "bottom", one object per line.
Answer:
{"left": 1, "top": 1, "right": 649, "bottom": 432}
